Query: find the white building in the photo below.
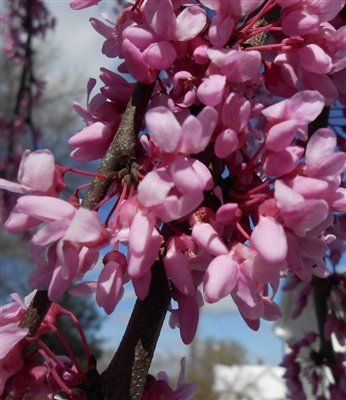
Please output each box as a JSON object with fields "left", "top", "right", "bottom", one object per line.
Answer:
{"left": 213, "top": 364, "right": 288, "bottom": 400}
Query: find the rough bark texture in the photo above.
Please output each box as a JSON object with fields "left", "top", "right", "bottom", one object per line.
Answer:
{"left": 101, "top": 259, "right": 171, "bottom": 400}
{"left": 81, "top": 82, "right": 155, "bottom": 210}
{"left": 18, "top": 290, "right": 52, "bottom": 335}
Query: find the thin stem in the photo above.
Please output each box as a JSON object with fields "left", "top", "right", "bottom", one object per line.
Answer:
{"left": 94, "top": 185, "right": 121, "bottom": 213}
{"left": 63, "top": 167, "right": 113, "bottom": 179}
{"left": 239, "top": 197, "right": 265, "bottom": 208}
{"left": 44, "top": 320, "right": 84, "bottom": 377}
{"left": 38, "top": 349, "right": 75, "bottom": 397}
{"left": 110, "top": 183, "right": 128, "bottom": 231}
{"left": 238, "top": 0, "right": 276, "bottom": 34}
{"left": 36, "top": 339, "right": 82, "bottom": 380}
{"left": 234, "top": 141, "right": 266, "bottom": 186}
{"left": 65, "top": 311, "right": 92, "bottom": 361}
{"left": 248, "top": 177, "right": 276, "bottom": 194}
{"left": 236, "top": 222, "right": 251, "bottom": 241}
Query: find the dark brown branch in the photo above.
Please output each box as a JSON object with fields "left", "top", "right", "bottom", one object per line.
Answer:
{"left": 81, "top": 81, "right": 155, "bottom": 210}
{"left": 101, "top": 259, "right": 171, "bottom": 400}
{"left": 312, "top": 276, "right": 338, "bottom": 372}
{"left": 18, "top": 289, "right": 52, "bottom": 334}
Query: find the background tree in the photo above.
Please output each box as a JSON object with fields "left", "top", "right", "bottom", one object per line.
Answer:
{"left": 0, "top": 4, "right": 103, "bottom": 364}
{"left": 187, "top": 338, "right": 247, "bottom": 400}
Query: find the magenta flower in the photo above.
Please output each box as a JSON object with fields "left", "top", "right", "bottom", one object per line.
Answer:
{"left": 251, "top": 215, "right": 288, "bottom": 264}
{"left": 304, "top": 128, "right": 346, "bottom": 184}
{"left": 275, "top": 180, "right": 330, "bottom": 238}
{"left": 262, "top": 90, "right": 325, "bottom": 152}
{"left": 0, "top": 149, "right": 65, "bottom": 197}
{"left": 70, "top": 250, "right": 128, "bottom": 315}
{"left": 207, "top": 46, "right": 262, "bottom": 83}
{"left": 70, "top": 0, "right": 101, "bottom": 10}
{"left": 169, "top": 289, "right": 201, "bottom": 345}
{"left": 145, "top": 105, "right": 218, "bottom": 157}
{"left": 200, "top": 0, "right": 265, "bottom": 47}
{"left": 164, "top": 236, "right": 196, "bottom": 297}
{"left": 69, "top": 76, "right": 124, "bottom": 161}
{"left": 4, "top": 196, "right": 108, "bottom": 299}
{"left": 111, "top": 196, "right": 161, "bottom": 295}
{"left": 0, "top": 291, "right": 35, "bottom": 394}
{"left": 142, "top": 358, "right": 196, "bottom": 400}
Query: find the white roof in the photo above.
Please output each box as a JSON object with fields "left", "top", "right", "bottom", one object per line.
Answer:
{"left": 213, "top": 364, "right": 288, "bottom": 400}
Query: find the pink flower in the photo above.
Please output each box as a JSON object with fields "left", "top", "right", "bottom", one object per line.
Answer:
{"left": 0, "top": 149, "right": 65, "bottom": 197}
{"left": 113, "top": 0, "right": 206, "bottom": 83}
{"left": 142, "top": 358, "right": 196, "bottom": 400}
{"left": 197, "top": 74, "right": 226, "bottom": 106}
{"left": 262, "top": 90, "right": 325, "bottom": 152}
{"left": 138, "top": 162, "right": 212, "bottom": 223}
{"left": 280, "top": 0, "right": 345, "bottom": 29}
{"left": 136, "top": 106, "right": 217, "bottom": 224}
{"left": 263, "top": 146, "right": 305, "bottom": 176}
{"left": 251, "top": 215, "right": 288, "bottom": 264}
{"left": 70, "top": 76, "right": 123, "bottom": 162}
{"left": 4, "top": 197, "right": 107, "bottom": 299}
{"left": 275, "top": 180, "right": 330, "bottom": 237}
{"left": 145, "top": 105, "right": 218, "bottom": 157}
{"left": 169, "top": 289, "right": 201, "bottom": 345}
{"left": 207, "top": 46, "right": 262, "bottom": 83}
{"left": 164, "top": 236, "right": 196, "bottom": 297}
{"left": 214, "top": 92, "right": 251, "bottom": 158}
{"left": 112, "top": 196, "right": 161, "bottom": 296}
{"left": 70, "top": 0, "right": 101, "bottom": 10}
{"left": 304, "top": 128, "right": 346, "bottom": 184}
{"left": 199, "top": 0, "right": 265, "bottom": 47}
{"left": 169, "top": 71, "right": 198, "bottom": 109}
{"left": 144, "top": 0, "right": 207, "bottom": 43}
{"left": 70, "top": 250, "right": 128, "bottom": 315}
{"left": 69, "top": 120, "right": 120, "bottom": 162}
{"left": 0, "top": 324, "right": 28, "bottom": 396}
{"left": 0, "top": 292, "right": 36, "bottom": 394}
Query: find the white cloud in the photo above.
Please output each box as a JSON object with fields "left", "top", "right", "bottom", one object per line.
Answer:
{"left": 44, "top": 1, "right": 119, "bottom": 94}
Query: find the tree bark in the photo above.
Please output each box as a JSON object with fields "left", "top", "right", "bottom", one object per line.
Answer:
{"left": 101, "top": 259, "right": 171, "bottom": 400}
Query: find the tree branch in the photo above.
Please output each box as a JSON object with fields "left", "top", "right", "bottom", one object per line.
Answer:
{"left": 312, "top": 276, "right": 338, "bottom": 373}
{"left": 81, "top": 81, "right": 155, "bottom": 210}
{"left": 101, "top": 259, "right": 171, "bottom": 400}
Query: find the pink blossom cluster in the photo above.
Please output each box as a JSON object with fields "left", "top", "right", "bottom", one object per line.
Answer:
{"left": 1, "top": 0, "right": 346, "bottom": 398}
{"left": 142, "top": 358, "right": 196, "bottom": 400}
{"left": 0, "top": 291, "right": 87, "bottom": 399}
{"left": 2, "top": 0, "right": 345, "bottom": 339}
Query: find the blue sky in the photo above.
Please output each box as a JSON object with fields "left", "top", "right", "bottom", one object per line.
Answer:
{"left": 93, "top": 278, "right": 285, "bottom": 367}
